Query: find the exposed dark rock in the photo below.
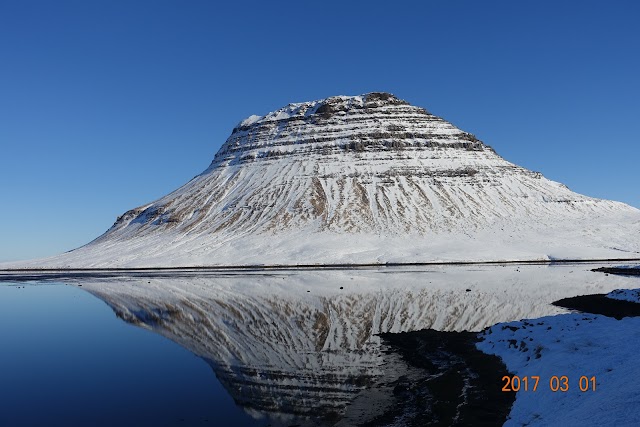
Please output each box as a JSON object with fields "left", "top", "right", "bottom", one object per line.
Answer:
{"left": 592, "top": 266, "right": 640, "bottom": 276}
{"left": 553, "top": 294, "right": 640, "bottom": 319}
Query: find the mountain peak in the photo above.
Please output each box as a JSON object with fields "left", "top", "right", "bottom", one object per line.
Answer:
{"left": 219, "top": 92, "right": 474, "bottom": 167}
{"left": 234, "top": 92, "right": 409, "bottom": 130}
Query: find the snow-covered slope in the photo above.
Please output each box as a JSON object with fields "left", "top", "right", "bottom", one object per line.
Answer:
{"left": 8, "top": 92, "right": 640, "bottom": 267}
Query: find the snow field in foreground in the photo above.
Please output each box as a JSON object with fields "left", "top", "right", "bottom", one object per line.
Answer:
{"left": 477, "top": 301, "right": 640, "bottom": 426}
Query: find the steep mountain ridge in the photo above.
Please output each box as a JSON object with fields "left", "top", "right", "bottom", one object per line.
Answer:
{"left": 7, "top": 92, "right": 640, "bottom": 267}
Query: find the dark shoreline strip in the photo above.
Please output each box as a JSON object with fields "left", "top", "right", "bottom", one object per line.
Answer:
{"left": 1, "top": 257, "right": 639, "bottom": 274}
{"left": 592, "top": 267, "right": 640, "bottom": 276}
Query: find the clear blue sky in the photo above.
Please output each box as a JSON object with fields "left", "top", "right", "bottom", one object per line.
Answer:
{"left": 1, "top": 1, "right": 639, "bottom": 262}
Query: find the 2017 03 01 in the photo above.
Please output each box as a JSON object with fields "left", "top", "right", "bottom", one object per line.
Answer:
{"left": 501, "top": 375, "right": 597, "bottom": 392}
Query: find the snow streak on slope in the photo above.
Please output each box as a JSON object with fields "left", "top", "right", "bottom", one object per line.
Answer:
{"left": 78, "top": 265, "right": 639, "bottom": 422}
{"left": 8, "top": 92, "right": 640, "bottom": 267}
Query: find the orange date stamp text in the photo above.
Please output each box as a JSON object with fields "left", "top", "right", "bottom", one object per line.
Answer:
{"left": 501, "top": 375, "right": 597, "bottom": 392}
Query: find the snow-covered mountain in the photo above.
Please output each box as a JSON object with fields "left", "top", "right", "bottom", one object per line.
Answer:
{"left": 9, "top": 92, "right": 640, "bottom": 267}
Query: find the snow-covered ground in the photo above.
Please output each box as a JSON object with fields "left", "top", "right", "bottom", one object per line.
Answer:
{"left": 477, "top": 312, "right": 640, "bottom": 426}
{"left": 472, "top": 265, "right": 640, "bottom": 426}
{"left": 607, "top": 287, "right": 640, "bottom": 303}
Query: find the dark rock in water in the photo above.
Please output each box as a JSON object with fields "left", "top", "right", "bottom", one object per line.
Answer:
{"left": 553, "top": 294, "right": 640, "bottom": 320}
{"left": 359, "top": 329, "right": 514, "bottom": 426}
{"left": 592, "top": 266, "right": 640, "bottom": 276}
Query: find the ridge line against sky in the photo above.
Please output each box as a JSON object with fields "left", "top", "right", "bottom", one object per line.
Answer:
{"left": 1, "top": 0, "right": 639, "bottom": 262}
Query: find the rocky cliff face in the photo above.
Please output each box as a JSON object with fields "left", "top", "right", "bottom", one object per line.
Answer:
{"left": 107, "top": 92, "right": 564, "bottom": 236}
{"left": 10, "top": 92, "right": 640, "bottom": 267}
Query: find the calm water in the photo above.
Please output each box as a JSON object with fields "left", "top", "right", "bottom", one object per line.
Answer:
{"left": 0, "top": 265, "right": 635, "bottom": 426}
{"left": 0, "top": 282, "right": 272, "bottom": 427}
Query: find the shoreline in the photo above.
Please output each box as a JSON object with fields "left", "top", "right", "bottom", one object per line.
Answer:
{"left": 366, "top": 287, "right": 640, "bottom": 425}
{"left": 362, "top": 329, "right": 515, "bottom": 426}
{"left": 1, "top": 257, "right": 639, "bottom": 279}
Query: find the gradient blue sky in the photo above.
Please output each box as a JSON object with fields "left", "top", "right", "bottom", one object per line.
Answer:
{"left": 1, "top": 1, "right": 639, "bottom": 262}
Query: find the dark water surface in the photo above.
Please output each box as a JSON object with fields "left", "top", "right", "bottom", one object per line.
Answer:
{"left": 0, "top": 282, "right": 270, "bottom": 427}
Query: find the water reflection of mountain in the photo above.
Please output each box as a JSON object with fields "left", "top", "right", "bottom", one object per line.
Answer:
{"left": 80, "top": 266, "right": 630, "bottom": 425}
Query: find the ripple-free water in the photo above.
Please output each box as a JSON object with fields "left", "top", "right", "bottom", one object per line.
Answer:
{"left": 1, "top": 265, "right": 636, "bottom": 426}
{"left": 0, "top": 282, "right": 271, "bottom": 427}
